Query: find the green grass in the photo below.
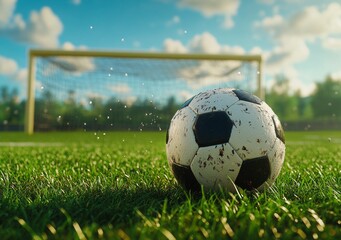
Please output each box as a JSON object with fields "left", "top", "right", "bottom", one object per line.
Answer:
{"left": 0, "top": 131, "right": 340, "bottom": 239}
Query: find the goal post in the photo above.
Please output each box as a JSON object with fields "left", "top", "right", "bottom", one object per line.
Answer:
{"left": 25, "top": 49, "right": 263, "bottom": 134}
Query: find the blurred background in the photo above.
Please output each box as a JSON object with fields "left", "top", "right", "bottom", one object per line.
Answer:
{"left": 0, "top": 0, "right": 340, "bottom": 132}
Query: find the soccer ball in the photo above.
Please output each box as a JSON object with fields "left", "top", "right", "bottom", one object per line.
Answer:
{"left": 166, "top": 88, "right": 285, "bottom": 192}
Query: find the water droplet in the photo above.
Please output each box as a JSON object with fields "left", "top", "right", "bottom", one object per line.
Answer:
{"left": 108, "top": 73, "right": 111, "bottom": 77}
{"left": 107, "top": 116, "right": 110, "bottom": 119}
{"left": 83, "top": 122, "right": 87, "bottom": 126}
{"left": 90, "top": 25, "right": 93, "bottom": 29}
{"left": 103, "top": 133, "right": 106, "bottom": 136}
{"left": 41, "top": 86, "right": 44, "bottom": 90}
{"left": 125, "top": 73, "right": 128, "bottom": 77}
{"left": 184, "top": 30, "right": 187, "bottom": 34}
{"left": 121, "top": 38, "right": 125, "bottom": 42}
{"left": 89, "top": 101, "right": 93, "bottom": 105}
{"left": 124, "top": 105, "right": 127, "bottom": 109}
{"left": 110, "top": 67, "right": 113, "bottom": 71}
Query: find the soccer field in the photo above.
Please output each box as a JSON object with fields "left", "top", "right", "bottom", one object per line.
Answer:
{"left": 0, "top": 131, "right": 340, "bottom": 239}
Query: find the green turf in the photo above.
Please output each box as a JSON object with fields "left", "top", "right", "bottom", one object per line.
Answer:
{"left": 0, "top": 131, "right": 340, "bottom": 239}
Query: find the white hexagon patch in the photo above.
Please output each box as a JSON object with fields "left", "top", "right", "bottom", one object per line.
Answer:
{"left": 166, "top": 106, "right": 198, "bottom": 166}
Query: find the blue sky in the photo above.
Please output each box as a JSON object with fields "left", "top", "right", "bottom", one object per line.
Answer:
{"left": 1, "top": 0, "right": 341, "bottom": 100}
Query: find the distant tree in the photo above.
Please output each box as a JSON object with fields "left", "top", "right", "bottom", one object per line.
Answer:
{"left": 60, "top": 90, "right": 86, "bottom": 130}
{"left": 1, "top": 86, "right": 10, "bottom": 103}
{"left": 0, "top": 87, "right": 24, "bottom": 126}
{"left": 265, "top": 75, "right": 300, "bottom": 121}
{"left": 311, "top": 76, "right": 341, "bottom": 119}
{"left": 34, "top": 90, "right": 62, "bottom": 130}
{"left": 164, "top": 96, "right": 178, "bottom": 114}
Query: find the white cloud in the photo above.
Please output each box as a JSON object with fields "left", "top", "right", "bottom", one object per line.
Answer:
{"left": 322, "top": 37, "right": 341, "bottom": 50}
{"left": 256, "top": 3, "right": 341, "bottom": 42}
{"left": 1, "top": 6, "right": 63, "bottom": 47}
{"left": 189, "top": 32, "right": 222, "bottom": 53}
{"left": 165, "top": 32, "right": 245, "bottom": 55}
{"left": 177, "top": 0, "right": 240, "bottom": 28}
{"left": 281, "top": 3, "right": 341, "bottom": 40}
{"left": 163, "top": 38, "right": 187, "bottom": 53}
{"left": 0, "top": 55, "right": 18, "bottom": 75}
{"left": 0, "top": 0, "right": 17, "bottom": 27}
{"left": 257, "top": 0, "right": 275, "bottom": 4}
{"left": 44, "top": 42, "right": 95, "bottom": 74}
{"left": 254, "top": 14, "right": 284, "bottom": 35}
{"left": 163, "top": 32, "right": 248, "bottom": 89}
{"left": 109, "top": 83, "right": 132, "bottom": 94}
{"left": 177, "top": 60, "right": 244, "bottom": 89}
{"left": 166, "top": 15, "right": 180, "bottom": 26}
{"left": 71, "top": 0, "right": 81, "bottom": 5}
{"left": 14, "top": 68, "right": 28, "bottom": 82}
{"left": 257, "top": 0, "right": 306, "bottom": 5}
{"left": 0, "top": 55, "right": 27, "bottom": 82}
{"left": 266, "top": 37, "right": 310, "bottom": 71}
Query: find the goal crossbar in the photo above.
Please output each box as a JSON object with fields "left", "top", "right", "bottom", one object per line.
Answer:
{"left": 29, "top": 49, "right": 262, "bottom": 62}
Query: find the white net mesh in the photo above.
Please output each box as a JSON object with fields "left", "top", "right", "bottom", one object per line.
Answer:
{"left": 32, "top": 52, "right": 260, "bottom": 131}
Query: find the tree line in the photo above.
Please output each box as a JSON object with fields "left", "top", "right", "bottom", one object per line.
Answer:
{"left": 0, "top": 76, "right": 340, "bottom": 131}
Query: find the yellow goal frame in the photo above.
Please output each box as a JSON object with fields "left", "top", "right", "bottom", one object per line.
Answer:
{"left": 25, "top": 49, "right": 263, "bottom": 134}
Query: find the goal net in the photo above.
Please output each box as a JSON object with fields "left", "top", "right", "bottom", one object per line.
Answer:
{"left": 26, "top": 50, "right": 262, "bottom": 134}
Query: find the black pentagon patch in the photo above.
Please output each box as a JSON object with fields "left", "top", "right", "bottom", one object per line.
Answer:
{"left": 180, "top": 96, "right": 195, "bottom": 109}
{"left": 233, "top": 89, "right": 262, "bottom": 105}
{"left": 235, "top": 156, "right": 270, "bottom": 190}
{"left": 193, "top": 111, "right": 233, "bottom": 147}
{"left": 171, "top": 162, "right": 201, "bottom": 191}
{"left": 272, "top": 115, "right": 285, "bottom": 144}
